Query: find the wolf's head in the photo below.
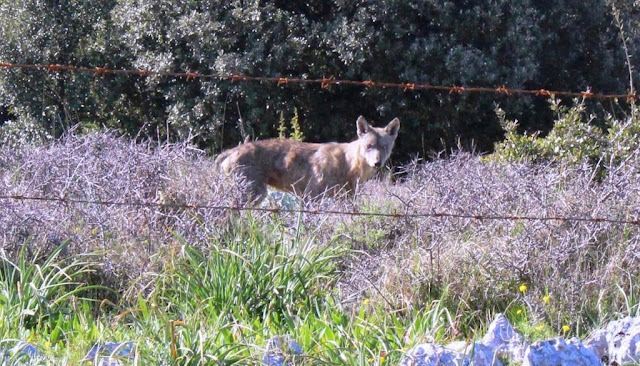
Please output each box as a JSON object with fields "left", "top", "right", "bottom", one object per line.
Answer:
{"left": 355, "top": 116, "right": 400, "bottom": 169}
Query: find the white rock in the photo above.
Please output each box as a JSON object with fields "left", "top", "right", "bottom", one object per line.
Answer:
{"left": 399, "top": 343, "right": 469, "bottom": 366}
{"left": 4, "top": 341, "right": 42, "bottom": 361}
{"left": 480, "top": 313, "right": 527, "bottom": 362}
{"left": 522, "top": 337, "right": 601, "bottom": 366}
{"left": 583, "top": 328, "right": 608, "bottom": 361}
{"left": 585, "top": 316, "right": 640, "bottom": 364}
{"left": 611, "top": 329, "right": 640, "bottom": 364}
{"left": 438, "top": 313, "right": 525, "bottom": 365}
{"left": 263, "top": 336, "right": 303, "bottom": 366}
{"left": 468, "top": 343, "right": 504, "bottom": 366}
{"left": 444, "top": 341, "right": 503, "bottom": 366}
{"left": 399, "top": 316, "right": 640, "bottom": 366}
{"left": 444, "top": 341, "right": 469, "bottom": 353}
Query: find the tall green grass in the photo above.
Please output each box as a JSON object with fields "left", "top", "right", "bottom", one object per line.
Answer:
{"left": 0, "top": 243, "right": 107, "bottom": 363}
{"left": 0, "top": 217, "right": 475, "bottom": 365}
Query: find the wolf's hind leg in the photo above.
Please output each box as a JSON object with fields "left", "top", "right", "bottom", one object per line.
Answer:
{"left": 244, "top": 181, "right": 267, "bottom": 206}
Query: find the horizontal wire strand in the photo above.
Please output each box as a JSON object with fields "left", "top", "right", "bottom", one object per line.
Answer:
{"left": 0, "top": 62, "right": 636, "bottom": 101}
{"left": 1, "top": 194, "right": 637, "bottom": 226}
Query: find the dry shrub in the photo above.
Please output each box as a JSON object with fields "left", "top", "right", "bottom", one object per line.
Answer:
{"left": 0, "top": 133, "right": 243, "bottom": 287}
{"left": 339, "top": 152, "right": 640, "bottom": 326}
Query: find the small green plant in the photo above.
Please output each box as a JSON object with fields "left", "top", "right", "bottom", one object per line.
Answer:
{"left": 492, "top": 97, "right": 605, "bottom": 164}
{"left": 492, "top": 98, "right": 640, "bottom": 170}
{"left": 290, "top": 107, "right": 304, "bottom": 142}
{"left": 614, "top": 273, "right": 640, "bottom": 318}
{"left": 278, "top": 107, "right": 304, "bottom": 141}
{"left": 491, "top": 105, "right": 544, "bottom": 163}
{"left": 277, "top": 111, "right": 287, "bottom": 139}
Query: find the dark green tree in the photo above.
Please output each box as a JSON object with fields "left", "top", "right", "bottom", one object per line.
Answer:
{"left": 0, "top": 0, "right": 119, "bottom": 145}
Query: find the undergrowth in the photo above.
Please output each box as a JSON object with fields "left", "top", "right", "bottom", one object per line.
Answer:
{"left": 1, "top": 127, "right": 640, "bottom": 363}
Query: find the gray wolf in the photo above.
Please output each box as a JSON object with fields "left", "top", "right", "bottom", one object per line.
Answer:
{"left": 216, "top": 116, "right": 400, "bottom": 204}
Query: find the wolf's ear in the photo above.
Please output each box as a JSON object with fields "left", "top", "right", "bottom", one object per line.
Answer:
{"left": 356, "top": 116, "right": 370, "bottom": 137}
{"left": 386, "top": 118, "right": 400, "bottom": 137}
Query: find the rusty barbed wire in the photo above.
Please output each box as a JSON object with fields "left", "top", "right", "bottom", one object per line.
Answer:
{"left": 0, "top": 62, "right": 638, "bottom": 101}
{"left": 1, "top": 194, "right": 638, "bottom": 226}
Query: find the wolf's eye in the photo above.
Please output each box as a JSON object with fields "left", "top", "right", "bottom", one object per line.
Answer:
{"left": 367, "top": 143, "right": 375, "bottom": 149}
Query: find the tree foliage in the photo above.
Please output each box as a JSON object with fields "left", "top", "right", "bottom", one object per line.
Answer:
{"left": 0, "top": 0, "right": 637, "bottom": 160}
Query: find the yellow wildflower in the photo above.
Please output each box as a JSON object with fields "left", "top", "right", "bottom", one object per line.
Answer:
{"left": 519, "top": 284, "right": 527, "bottom": 293}
{"left": 542, "top": 295, "right": 550, "bottom": 304}
{"left": 562, "top": 324, "right": 570, "bottom": 332}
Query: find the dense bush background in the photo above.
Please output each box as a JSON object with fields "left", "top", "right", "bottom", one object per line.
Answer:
{"left": 1, "top": 0, "right": 638, "bottom": 160}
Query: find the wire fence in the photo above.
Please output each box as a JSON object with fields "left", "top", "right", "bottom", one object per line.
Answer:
{"left": 1, "top": 194, "right": 638, "bottom": 226}
{"left": 1, "top": 62, "right": 637, "bottom": 101}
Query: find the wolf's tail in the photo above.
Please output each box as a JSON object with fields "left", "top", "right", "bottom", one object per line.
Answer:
{"left": 215, "top": 136, "right": 250, "bottom": 172}
{"left": 214, "top": 149, "right": 234, "bottom": 173}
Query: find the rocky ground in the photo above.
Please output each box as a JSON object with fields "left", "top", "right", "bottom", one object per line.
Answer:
{"left": 4, "top": 315, "right": 638, "bottom": 365}
{"left": 398, "top": 314, "right": 640, "bottom": 366}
